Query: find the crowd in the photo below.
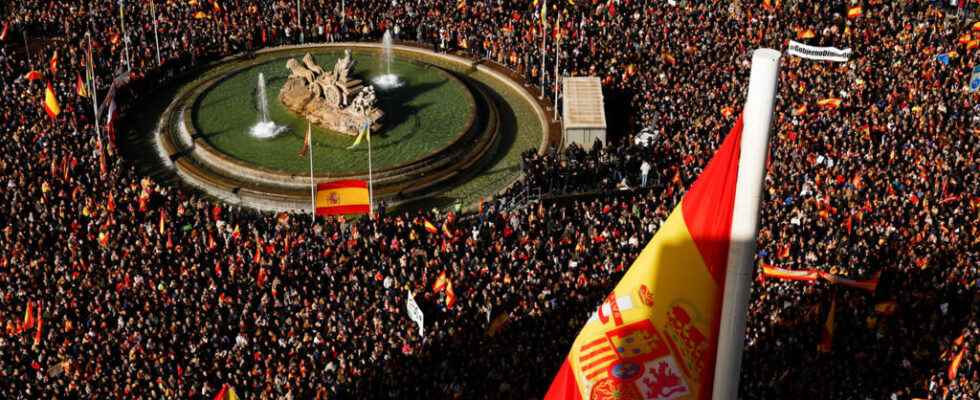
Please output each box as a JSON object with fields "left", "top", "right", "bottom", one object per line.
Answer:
{"left": 0, "top": 0, "right": 977, "bottom": 399}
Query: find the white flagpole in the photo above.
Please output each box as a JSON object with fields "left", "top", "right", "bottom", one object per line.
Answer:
{"left": 119, "top": 0, "right": 131, "bottom": 71}
{"left": 150, "top": 0, "right": 161, "bottom": 67}
{"left": 366, "top": 123, "right": 374, "bottom": 218}
{"left": 86, "top": 32, "right": 104, "bottom": 151}
{"left": 539, "top": 0, "right": 547, "bottom": 100}
{"left": 308, "top": 122, "right": 316, "bottom": 215}
{"left": 296, "top": 0, "right": 303, "bottom": 44}
{"left": 712, "top": 48, "right": 781, "bottom": 400}
{"left": 553, "top": 12, "right": 560, "bottom": 121}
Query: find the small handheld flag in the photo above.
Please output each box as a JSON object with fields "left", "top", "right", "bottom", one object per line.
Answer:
{"left": 43, "top": 82, "right": 61, "bottom": 119}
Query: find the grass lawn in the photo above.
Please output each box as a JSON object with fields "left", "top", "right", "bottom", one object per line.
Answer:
{"left": 193, "top": 50, "right": 474, "bottom": 175}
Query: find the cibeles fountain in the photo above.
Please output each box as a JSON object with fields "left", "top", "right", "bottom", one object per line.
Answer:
{"left": 153, "top": 36, "right": 549, "bottom": 214}
{"left": 279, "top": 50, "right": 384, "bottom": 136}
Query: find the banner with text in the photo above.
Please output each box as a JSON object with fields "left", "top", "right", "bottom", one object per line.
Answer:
{"left": 406, "top": 292, "right": 424, "bottom": 338}
{"left": 787, "top": 41, "right": 852, "bottom": 62}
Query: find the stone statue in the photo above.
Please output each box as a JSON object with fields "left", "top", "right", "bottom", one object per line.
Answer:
{"left": 311, "top": 73, "right": 342, "bottom": 107}
{"left": 348, "top": 86, "right": 377, "bottom": 116}
{"left": 333, "top": 50, "right": 355, "bottom": 84}
{"left": 302, "top": 53, "right": 325, "bottom": 76}
{"left": 286, "top": 59, "right": 316, "bottom": 85}
{"left": 278, "top": 50, "right": 382, "bottom": 136}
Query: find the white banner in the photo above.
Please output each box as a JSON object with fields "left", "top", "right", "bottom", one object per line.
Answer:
{"left": 786, "top": 41, "right": 852, "bottom": 62}
{"left": 406, "top": 292, "right": 424, "bottom": 338}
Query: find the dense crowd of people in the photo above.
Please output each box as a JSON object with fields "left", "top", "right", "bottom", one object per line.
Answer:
{"left": 0, "top": 0, "right": 977, "bottom": 399}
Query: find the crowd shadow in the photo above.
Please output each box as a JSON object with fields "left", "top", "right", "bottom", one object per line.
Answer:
{"left": 327, "top": 233, "right": 973, "bottom": 399}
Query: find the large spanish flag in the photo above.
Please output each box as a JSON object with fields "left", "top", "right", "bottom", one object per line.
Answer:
{"left": 546, "top": 116, "right": 750, "bottom": 400}
{"left": 315, "top": 180, "right": 370, "bottom": 216}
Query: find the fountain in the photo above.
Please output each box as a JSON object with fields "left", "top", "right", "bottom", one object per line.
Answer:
{"left": 249, "top": 72, "right": 287, "bottom": 139}
{"left": 372, "top": 30, "right": 402, "bottom": 90}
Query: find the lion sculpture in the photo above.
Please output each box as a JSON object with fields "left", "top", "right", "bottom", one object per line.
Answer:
{"left": 286, "top": 59, "right": 316, "bottom": 85}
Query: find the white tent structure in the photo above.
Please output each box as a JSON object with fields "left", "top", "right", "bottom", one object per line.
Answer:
{"left": 561, "top": 77, "right": 606, "bottom": 150}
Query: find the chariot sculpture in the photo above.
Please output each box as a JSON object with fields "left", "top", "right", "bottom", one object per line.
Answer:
{"left": 279, "top": 50, "right": 383, "bottom": 136}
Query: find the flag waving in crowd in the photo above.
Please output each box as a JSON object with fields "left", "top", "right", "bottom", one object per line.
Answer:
{"left": 43, "top": 82, "right": 61, "bottom": 119}
{"left": 545, "top": 50, "right": 780, "bottom": 400}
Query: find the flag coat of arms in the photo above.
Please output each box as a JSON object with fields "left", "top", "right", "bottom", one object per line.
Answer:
{"left": 315, "top": 180, "right": 370, "bottom": 216}
{"left": 545, "top": 116, "right": 748, "bottom": 400}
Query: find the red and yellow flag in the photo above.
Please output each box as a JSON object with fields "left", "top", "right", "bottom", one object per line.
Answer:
{"left": 816, "top": 98, "right": 842, "bottom": 110}
{"left": 76, "top": 74, "right": 88, "bottom": 97}
{"left": 445, "top": 279, "right": 457, "bottom": 308}
{"left": 49, "top": 51, "right": 58, "bottom": 74}
{"left": 545, "top": 117, "right": 747, "bottom": 400}
{"left": 846, "top": 6, "right": 862, "bottom": 19}
{"left": 33, "top": 303, "right": 43, "bottom": 346}
{"left": 760, "top": 265, "right": 819, "bottom": 282}
{"left": 432, "top": 271, "right": 448, "bottom": 293}
{"left": 20, "top": 301, "right": 35, "bottom": 333}
{"left": 213, "top": 384, "right": 240, "bottom": 400}
{"left": 423, "top": 220, "right": 439, "bottom": 234}
{"left": 948, "top": 348, "right": 966, "bottom": 380}
{"left": 315, "top": 180, "right": 369, "bottom": 216}
{"left": 24, "top": 70, "right": 43, "bottom": 81}
{"left": 43, "top": 82, "right": 61, "bottom": 119}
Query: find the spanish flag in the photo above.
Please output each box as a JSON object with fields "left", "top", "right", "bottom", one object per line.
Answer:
{"left": 315, "top": 180, "right": 370, "bottom": 216}
{"left": 761, "top": 264, "right": 819, "bottom": 282}
{"left": 423, "top": 220, "right": 439, "bottom": 234}
{"left": 20, "top": 301, "right": 35, "bottom": 333}
{"left": 213, "top": 384, "right": 240, "bottom": 400}
{"left": 846, "top": 6, "right": 862, "bottom": 20}
{"left": 445, "top": 280, "right": 457, "bottom": 308}
{"left": 948, "top": 348, "right": 966, "bottom": 380}
{"left": 49, "top": 50, "right": 58, "bottom": 74}
{"left": 43, "top": 82, "right": 61, "bottom": 119}
{"left": 796, "top": 29, "right": 815, "bottom": 40}
{"left": 432, "top": 271, "right": 448, "bottom": 293}
{"left": 816, "top": 98, "right": 842, "bottom": 110}
{"left": 76, "top": 74, "right": 88, "bottom": 97}
{"left": 545, "top": 117, "right": 747, "bottom": 400}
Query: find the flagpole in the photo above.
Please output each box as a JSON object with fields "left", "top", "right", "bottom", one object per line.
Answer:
{"left": 308, "top": 122, "right": 316, "bottom": 216}
{"left": 712, "top": 48, "right": 781, "bottom": 400}
{"left": 553, "top": 12, "right": 560, "bottom": 121}
{"left": 539, "top": 0, "right": 547, "bottom": 100}
{"left": 119, "top": 0, "right": 131, "bottom": 71}
{"left": 150, "top": 0, "right": 161, "bottom": 67}
{"left": 86, "top": 32, "right": 104, "bottom": 152}
{"left": 367, "top": 124, "right": 374, "bottom": 219}
{"left": 296, "top": 0, "right": 304, "bottom": 44}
